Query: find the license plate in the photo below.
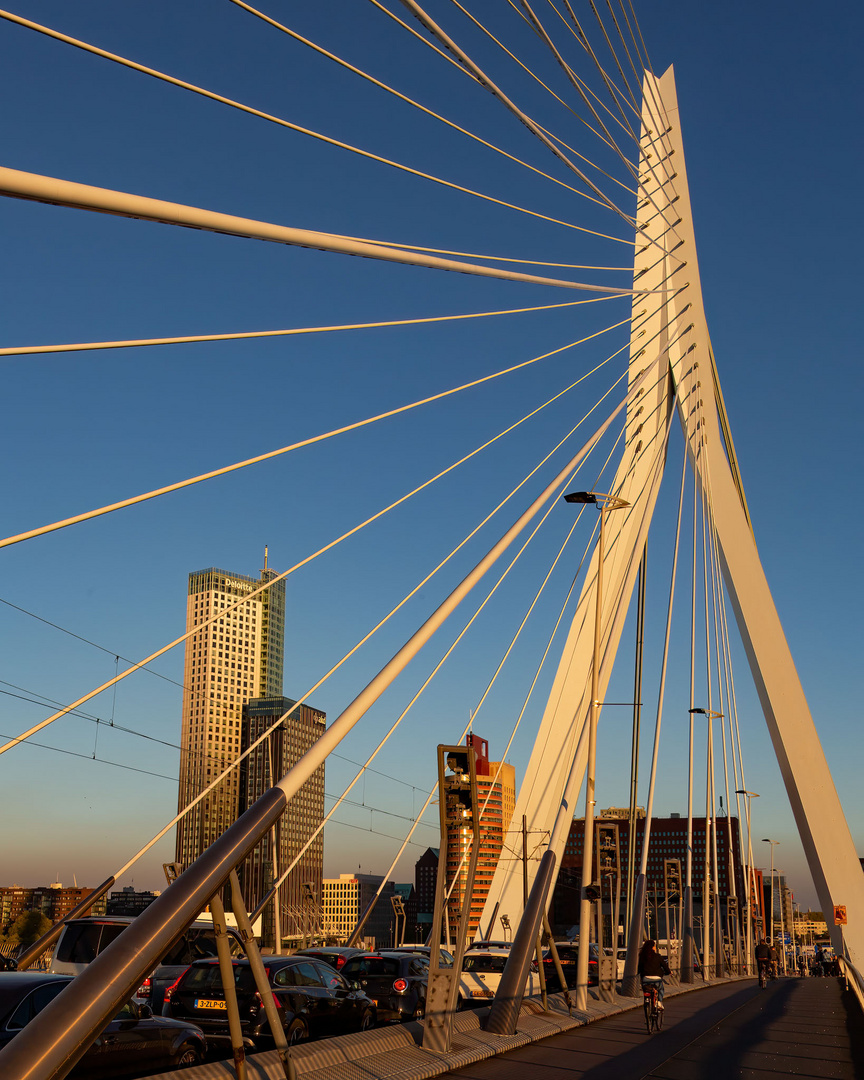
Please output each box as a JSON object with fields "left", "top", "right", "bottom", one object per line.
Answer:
{"left": 196, "top": 998, "right": 227, "bottom": 1010}
{"left": 471, "top": 990, "right": 493, "bottom": 998}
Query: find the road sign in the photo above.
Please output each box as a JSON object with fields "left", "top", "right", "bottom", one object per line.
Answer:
{"left": 834, "top": 905, "right": 847, "bottom": 926}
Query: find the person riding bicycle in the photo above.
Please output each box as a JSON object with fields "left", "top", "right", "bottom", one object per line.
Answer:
{"left": 638, "top": 939, "right": 670, "bottom": 1009}
{"left": 755, "top": 937, "right": 772, "bottom": 983}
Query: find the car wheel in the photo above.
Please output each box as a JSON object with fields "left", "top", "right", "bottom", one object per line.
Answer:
{"left": 172, "top": 1043, "right": 202, "bottom": 1068}
{"left": 360, "top": 1009, "right": 375, "bottom": 1031}
{"left": 455, "top": 994, "right": 464, "bottom": 1012}
{"left": 286, "top": 1019, "right": 308, "bottom": 1045}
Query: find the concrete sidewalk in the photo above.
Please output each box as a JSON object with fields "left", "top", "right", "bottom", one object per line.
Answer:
{"left": 148, "top": 976, "right": 749, "bottom": 1080}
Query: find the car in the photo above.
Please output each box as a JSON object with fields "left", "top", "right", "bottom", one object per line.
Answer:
{"left": 538, "top": 942, "right": 599, "bottom": 989}
{"left": 387, "top": 946, "right": 474, "bottom": 1007}
{"left": 602, "top": 947, "right": 628, "bottom": 979}
{"left": 0, "top": 971, "right": 206, "bottom": 1077}
{"left": 292, "top": 946, "right": 366, "bottom": 972}
{"left": 461, "top": 947, "right": 541, "bottom": 1002}
{"left": 50, "top": 916, "right": 245, "bottom": 1012}
{"left": 339, "top": 952, "right": 431, "bottom": 1023}
{"left": 163, "top": 955, "right": 375, "bottom": 1047}
{"left": 467, "top": 940, "right": 512, "bottom": 951}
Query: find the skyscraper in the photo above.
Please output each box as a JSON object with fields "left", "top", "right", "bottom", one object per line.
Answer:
{"left": 238, "top": 696, "right": 325, "bottom": 944}
{"left": 175, "top": 559, "right": 286, "bottom": 868}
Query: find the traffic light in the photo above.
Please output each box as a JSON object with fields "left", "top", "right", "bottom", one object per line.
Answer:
{"left": 584, "top": 883, "right": 602, "bottom": 901}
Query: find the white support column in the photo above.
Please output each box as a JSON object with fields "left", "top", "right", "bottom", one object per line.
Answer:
{"left": 479, "top": 80, "right": 679, "bottom": 930}
{"left": 654, "top": 65, "right": 864, "bottom": 973}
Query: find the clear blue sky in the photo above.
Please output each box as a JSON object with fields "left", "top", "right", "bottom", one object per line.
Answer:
{"left": 0, "top": 1, "right": 860, "bottom": 913}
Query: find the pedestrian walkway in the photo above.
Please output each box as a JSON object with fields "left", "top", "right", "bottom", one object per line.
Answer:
{"left": 146, "top": 976, "right": 864, "bottom": 1080}
{"left": 442, "top": 977, "right": 864, "bottom": 1079}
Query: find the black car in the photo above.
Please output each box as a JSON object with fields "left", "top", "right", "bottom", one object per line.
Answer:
{"left": 340, "top": 952, "right": 429, "bottom": 1023}
{"left": 537, "top": 942, "right": 598, "bottom": 989}
{"left": 163, "top": 955, "right": 375, "bottom": 1047}
{"left": 292, "top": 946, "right": 365, "bottom": 972}
{"left": 0, "top": 972, "right": 206, "bottom": 1078}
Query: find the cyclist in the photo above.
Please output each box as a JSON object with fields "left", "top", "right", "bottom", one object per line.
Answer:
{"left": 638, "top": 939, "right": 670, "bottom": 1009}
{"left": 754, "top": 937, "right": 772, "bottom": 984}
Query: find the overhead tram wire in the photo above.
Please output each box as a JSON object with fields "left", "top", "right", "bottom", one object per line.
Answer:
{"left": 0, "top": 339, "right": 641, "bottom": 767}
{"left": 0, "top": 11, "right": 634, "bottom": 246}
{"left": 0, "top": 295, "right": 624, "bottom": 359}
{"left": 0, "top": 716, "right": 436, "bottom": 840}
{"left": 0, "top": 596, "right": 188, "bottom": 691}
{"left": 0, "top": 674, "right": 435, "bottom": 800}
{"left": 0, "top": 309, "right": 639, "bottom": 550}
{"left": 226, "top": 0, "right": 634, "bottom": 218}
{"left": 105, "top": 369, "right": 649, "bottom": 888}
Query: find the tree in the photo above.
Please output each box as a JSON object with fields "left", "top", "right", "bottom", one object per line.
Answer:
{"left": 3, "top": 910, "right": 52, "bottom": 947}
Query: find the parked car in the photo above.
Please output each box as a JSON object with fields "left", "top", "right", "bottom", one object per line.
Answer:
{"left": 50, "top": 916, "right": 244, "bottom": 1012}
{"left": 0, "top": 971, "right": 206, "bottom": 1077}
{"left": 163, "top": 955, "right": 374, "bottom": 1047}
{"left": 538, "top": 942, "right": 598, "bottom": 989}
{"left": 461, "top": 947, "right": 540, "bottom": 1001}
{"left": 339, "top": 952, "right": 430, "bottom": 1023}
{"left": 292, "top": 946, "right": 366, "bottom": 972}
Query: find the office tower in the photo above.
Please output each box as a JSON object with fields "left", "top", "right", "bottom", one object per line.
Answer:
{"left": 321, "top": 874, "right": 395, "bottom": 947}
{"left": 238, "top": 696, "right": 326, "bottom": 946}
{"left": 175, "top": 558, "right": 286, "bottom": 868}
{"left": 446, "top": 734, "right": 516, "bottom": 939}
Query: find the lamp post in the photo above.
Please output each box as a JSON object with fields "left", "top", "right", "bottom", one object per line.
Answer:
{"left": 762, "top": 839, "right": 779, "bottom": 966}
{"left": 563, "top": 489, "right": 629, "bottom": 1011}
{"left": 735, "top": 789, "right": 760, "bottom": 974}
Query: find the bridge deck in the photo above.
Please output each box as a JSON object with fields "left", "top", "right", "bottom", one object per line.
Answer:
{"left": 442, "top": 978, "right": 864, "bottom": 1080}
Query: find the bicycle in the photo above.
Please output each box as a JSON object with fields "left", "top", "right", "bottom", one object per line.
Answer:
{"left": 757, "top": 960, "right": 770, "bottom": 988}
{"left": 642, "top": 982, "right": 663, "bottom": 1033}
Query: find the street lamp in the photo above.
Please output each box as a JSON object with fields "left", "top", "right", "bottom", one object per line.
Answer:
{"left": 564, "top": 489, "right": 629, "bottom": 1010}
{"left": 735, "top": 789, "right": 760, "bottom": 973}
{"left": 762, "top": 839, "right": 780, "bottom": 970}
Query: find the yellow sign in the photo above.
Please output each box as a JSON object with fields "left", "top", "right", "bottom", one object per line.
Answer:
{"left": 834, "top": 905, "right": 847, "bottom": 926}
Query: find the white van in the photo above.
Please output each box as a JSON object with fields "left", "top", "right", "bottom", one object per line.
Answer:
{"left": 50, "top": 916, "right": 245, "bottom": 1009}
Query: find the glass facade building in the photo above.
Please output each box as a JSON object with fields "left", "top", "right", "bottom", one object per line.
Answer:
{"left": 238, "top": 696, "right": 326, "bottom": 945}
{"left": 175, "top": 562, "right": 286, "bottom": 869}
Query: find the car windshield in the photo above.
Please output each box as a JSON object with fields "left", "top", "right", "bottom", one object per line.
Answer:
{"left": 463, "top": 955, "right": 507, "bottom": 973}
{"left": 181, "top": 964, "right": 256, "bottom": 992}
{"left": 341, "top": 957, "right": 401, "bottom": 979}
{"left": 55, "top": 923, "right": 128, "bottom": 965}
